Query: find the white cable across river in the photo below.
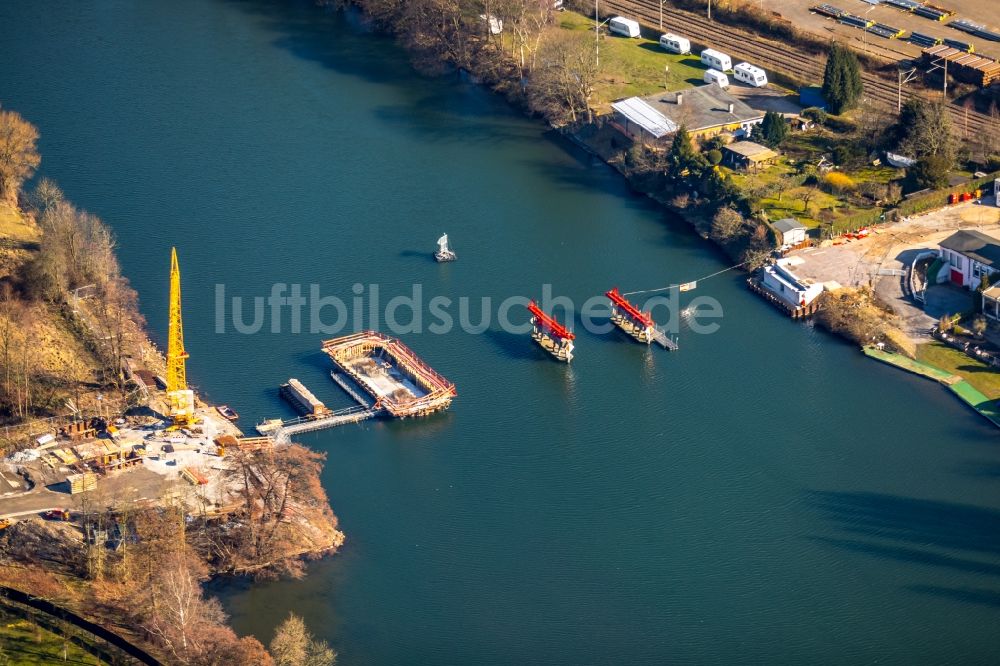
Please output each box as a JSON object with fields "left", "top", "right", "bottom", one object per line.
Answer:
{"left": 622, "top": 260, "right": 750, "bottom": 297}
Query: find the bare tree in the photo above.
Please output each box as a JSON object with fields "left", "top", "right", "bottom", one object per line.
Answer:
{"left": 29, "top": 178, "right": 64, "bottom": 214}
{"left": 801, "top": 184, "right": 819, "bottom": 214}
{"left": 217, "top": 445, "right": 330, "bottom": 574}
{"left": 400, "top": 0, "right": 472, "bottom": 73}
{"left": 0, "top": 110, "right": 40, "bottom": 204}
{"left": 710, "top": 206, "right": 745, "bottom": 242}
{"left": 526, "top": 28, "right": 597, "bottom": 124}
{"left": 495, "top": 0, "right": 554, "bottom": 82}
{"left": 898, "top": 99, "right": 956, "bottom": 166}
{"left": 144, "top": 552, "right": 225, "bottom": 662}
{"left": 271, "top": 612, "right": 336, "bottom": 666}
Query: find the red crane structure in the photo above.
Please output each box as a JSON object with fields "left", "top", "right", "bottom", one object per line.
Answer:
{"left": 527, "top": 300, "right": 575, "bottom": 362}
{"left": 605, "top": 287, "right": 657, "bottom": 344}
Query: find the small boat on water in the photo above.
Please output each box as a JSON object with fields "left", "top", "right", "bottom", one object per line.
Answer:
{"left": 216, "top": 404, "right": 239, "bottom": 421}
{"left": 435, "top": 233, "right": 457, "bottom": 262}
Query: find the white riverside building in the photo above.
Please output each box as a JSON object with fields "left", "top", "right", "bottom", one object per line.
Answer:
{"left": 760, "top": 258, "right": 824, "bottom": 309}
{"left": 936, "top": 230, "right": 1000, "bottom": 291}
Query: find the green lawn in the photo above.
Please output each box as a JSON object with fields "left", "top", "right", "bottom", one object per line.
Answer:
{"left": 917, "top": 342, "right": 1000, "bottom": 400}
{"left": 0, "top": 618, "right": 100, "bottom": 665}
{"left": 727, "top": 162, "right": 844, "bottom": 228}
{"left": 851, "top": 165, "right": 901, "bottom": 184}
{"left": 559, "top": 11, "right": 708, "bottom": 108}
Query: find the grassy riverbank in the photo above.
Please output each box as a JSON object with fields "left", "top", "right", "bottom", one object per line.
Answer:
{"left": 917, "top": 342, "right": 1000, "bottom": 400}
{"left": 557, "top": 11, "right": 706, "bottom": 111}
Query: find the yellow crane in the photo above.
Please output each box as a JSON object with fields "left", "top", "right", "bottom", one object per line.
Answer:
{"left": 166, "top": 247, "right": 195, "bottom": 427}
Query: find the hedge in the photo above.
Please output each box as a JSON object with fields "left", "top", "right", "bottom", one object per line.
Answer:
{"left": 895, "top": 171, "right": 1000, "bottom": 218}
{"left": 825, "top": 207, "right": 886, "bottom": 237}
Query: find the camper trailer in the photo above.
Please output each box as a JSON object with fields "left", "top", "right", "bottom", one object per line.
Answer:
{"left": 703, "top": 69, "right": 730, "bottom": 88}
{"left": 659, "top": 33, "right": 691, "bottom": 54}
{"left": 700, "top": 48, "right": 732, "bottom": 71}
{"left": 608, "top": 16, "right": 641, "bottom": 38}
{"left": 733, "top": 62, "right": 768, "bottom": 87}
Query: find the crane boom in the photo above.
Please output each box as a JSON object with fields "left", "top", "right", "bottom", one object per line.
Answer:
{"left": 165, "top": 248, "right": 194, "bottom": 427}
{"left": 166, "top": 247, "right": 189, "bottom": 393}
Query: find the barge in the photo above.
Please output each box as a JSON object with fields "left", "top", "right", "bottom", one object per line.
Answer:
{"left": 527, "top": 300, "right": 575, "bottom": 362}
{"left": 280, "top": 378, "right": 332, "bottom": 418}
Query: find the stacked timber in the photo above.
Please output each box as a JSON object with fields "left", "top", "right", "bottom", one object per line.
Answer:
{"left": 67, "top": 472, "right": 97, "bottom": 494}
{"left": 922, "top": 45, "right": 1000, "bottom": 86}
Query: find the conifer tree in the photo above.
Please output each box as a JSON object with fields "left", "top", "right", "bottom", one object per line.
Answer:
{"left": 667, "top": 126, "right": 699, "bottom": 174}
{"left": 822, "top": 43, "right": 863, "bottom": 115}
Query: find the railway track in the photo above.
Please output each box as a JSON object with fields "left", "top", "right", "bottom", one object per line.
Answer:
{"left": 601, "top": 0, "right": 996, "bottom": 136}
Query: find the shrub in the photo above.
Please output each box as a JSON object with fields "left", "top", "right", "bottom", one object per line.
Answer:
{"left": 801, "top": 107, "right": 827, "bottom": 124}
{"left": 832, "top": 142, "right": 866, "bottom": 168}
{"left": 706, "top": 149, "right": 722, "bottom": 165}
{"left": 823, "top": 171, "right": 856, "bottom": 193}
{"left": 910, "top": 155, "right": 951, "bottom": 190}
{"left": 710, "top": 206, "right": 745, "bottom": 242}
{"left": 824, "top": 115, "right": 857, "bottom": 133}
{"left": 702, "top": 135, "right": 727, "bottom": 152}
{"left": 972, "top": 315, "right": 987, "bottom": 337}
{"left": 669, "top": 193, "right": 691, "bottom": 210}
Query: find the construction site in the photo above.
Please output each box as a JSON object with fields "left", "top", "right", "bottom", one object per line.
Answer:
{"left": 0, "top": 248, "right": 263, "bottom": 519}
{"left": 322, "top": 331, "right": 457, "bottom": 418}
{"left": 1, "top": 246, "right": 463, "bottom": 524}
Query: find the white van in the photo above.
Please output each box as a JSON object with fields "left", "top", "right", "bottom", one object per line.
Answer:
{"left": 733, "top": 62, "right": 768, "bottom": 87}
{"left": 608, "top": 16, "right": 641, "bottom": 38}
{"left": 703, "top": 69, "right": 730, "bottom": 88}
{"left": 700, "top": 48, "right": 732, "bottom": 71}
{"left": 659, "top": 33, "right": 691, "bottom": 54}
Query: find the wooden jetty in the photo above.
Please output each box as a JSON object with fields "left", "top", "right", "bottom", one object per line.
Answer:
{"left": 650, "top": 328, "right": 679, "bottom": 350}
{"left": 272, "top": 407, "right": 377, "bottom": 444}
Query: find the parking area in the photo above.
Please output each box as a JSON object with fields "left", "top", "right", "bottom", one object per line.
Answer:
{"left": 724, "top": 84, "right": 805, "bottom": 114}
{"left": 787, "top": 199, "right": 1000, "bottom": 341}
{"left": 758, "top": 0, "right": 1000, "bottom": 63}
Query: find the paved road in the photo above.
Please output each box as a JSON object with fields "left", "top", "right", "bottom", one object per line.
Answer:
{"left": 0, "top": 467, "right": 185, "bottom": 519}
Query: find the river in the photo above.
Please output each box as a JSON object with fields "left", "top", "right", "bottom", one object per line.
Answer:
{"left": 2, "top": 1, "right": 999, "bottom": 663}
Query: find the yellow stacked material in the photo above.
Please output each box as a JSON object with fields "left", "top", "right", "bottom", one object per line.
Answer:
{"left": 52, "top": 448, "right": 79, "bottom": 465}
{"left": 67, "top": 472, "right": 97, "bottom": 494}
{"left": 73, "top": 441, "right": 103, "bottom": 461}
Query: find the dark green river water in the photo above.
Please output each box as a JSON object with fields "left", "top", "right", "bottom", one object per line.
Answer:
{"left": 2, "top": 1, "right": 1000, "bottom": 663}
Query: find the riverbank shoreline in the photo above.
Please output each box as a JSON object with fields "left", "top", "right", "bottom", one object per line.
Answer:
{"left": 332, "top": 0, "right": 1000, "bottom": 430}
{"left": 0, "top": 186, "right": 344, "bottom": 662}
